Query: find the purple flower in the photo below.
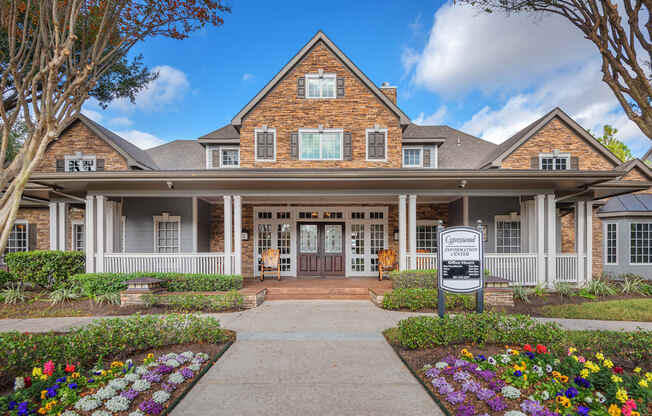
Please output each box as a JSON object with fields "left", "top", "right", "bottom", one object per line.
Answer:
{"left": 425, "top": 368, "right": 441, "bottom": 378}
{"left": 453, "top": 370, "right": 472, "bottom": 383}
{"left": 577, "top": 406, "right": 590, "bottom": 416}
{"left": 457, "top": 403, "right": 476, "bottom": 416}
{"left": 488, "top": 379, "right": 505, "bottom": 392}
{"left": 461, "top": 380, "right": 481, "bottom": 393}
{"left": 474, "top": 369, "right": 496, "bottom": 382}
{"left": 526, "top": 352, "right": 536, "bottom": 359}
{"left": 454, "top": 359, "right": 467, "bottom": 368}
{"left": 156, "top": 365, "right": 174, "bottom": 375}
{"left": 442, "top": 366, "right": 457, "bottom": 376}
{"left": 521, "top": 400, "right": 544, "bottom": 415}
{"left": 446, "top": 391, "right": 466, "bottom": 405}
{"left": 574, "top": 377, "right": 591, "bottom": 389}
{"left": 180, "top": 367, "right": 194, "bottom": 379}
{"left": 443, "top": 355, "right": 457, "bottom": 366}
{"left": 565, "top": 387, "right": 578, "bottom": 399}
{"left": 438, "top": 382, "right": 455, "bottom": 395}
{"left": 87, "top": 378, "right": 95, "bottom": 383}
{"left": 514, "top": 370, "right": 523, "bottom": 377}
{"left": 431, "top": 377, "right": 449, "bottom": 389}
{"left": 121, "top": 389, "right": 139, "bottom": 401}
{"left": 139, "top": 399, "right": 164, "bottom": 415}
{"left": 143, "top": 371, "right": 162, "bottom": 383}
{"left": 162, "top": 382, "right": 177, "bottom": 393}
{"left": 476, "top": 355, "right": 486, "bottom": 361}
{"left": 486, "top": 396, "right": 508, "bottom": 412}
{"left": 68, "top": 382, "right": 78, "bottom": 389}
{"left": 476, "top": 388, "right": 495, "bottom": 401}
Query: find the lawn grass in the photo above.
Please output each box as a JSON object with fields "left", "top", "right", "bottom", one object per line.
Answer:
{"left": 539, "top": 298, "right": 652, "bottom": 321}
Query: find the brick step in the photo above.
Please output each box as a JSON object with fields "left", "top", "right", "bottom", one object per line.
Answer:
{"left": 265, "top": 294, "right": 369, "bottom": 300}
{"left": 265, "top": 287, "right": 369, "bottom": 296}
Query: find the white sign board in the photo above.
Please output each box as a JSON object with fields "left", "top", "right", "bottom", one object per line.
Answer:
{"left": 438, "top": 226, "right": 484, "bottom": 293}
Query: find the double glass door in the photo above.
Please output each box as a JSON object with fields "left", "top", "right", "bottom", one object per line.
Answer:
{"left": 297, "top": 222, "right": 345, "bottom": 278}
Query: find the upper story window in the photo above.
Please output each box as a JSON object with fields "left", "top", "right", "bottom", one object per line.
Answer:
{"left": 206, "top": 146, "right": 240, "bottom": 168}
{"left": 255, "top": 128, "right": 276, "bottom": 162}
{"left": 64, "top": 152, "right": 96, "bottom": 172}
{"left": 630, "top": 222, "right": 651, "bottom": 264}
{"left": 539, "top": 153, "right": 570, "bottom": 170}
{"left": 299, "top": 129, "right": 342, "bottom": 160}
{"left": 305, "top": 73, "right": 336, "bottom": 98}
{"left": 366, "top": 129, "right": 387, "bottom": 161}
{"left": 402, "top": 146, "right": 437, "bottom": 168}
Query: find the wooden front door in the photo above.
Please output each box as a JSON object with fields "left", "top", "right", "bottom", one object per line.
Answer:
{"left": 297, "top": 222, "right": 345, "bottom": 278}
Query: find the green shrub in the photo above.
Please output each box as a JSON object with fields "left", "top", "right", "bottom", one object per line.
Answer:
{"left": 1, "top": 284, "right": 25, "bottom": 304}
{"left": 382, "top": 288, "right": 474, "bottom": 311}
{"left": 48, "top": 287, "right": 81, "bottom": 304}
{"left": 617, "top": 273, "right": 650, "bottom": 295}
{"left": 5, "top": 251, "right": 85, "bottom": 289}
{"left": 554, "top": 282, "right": 575, "bottom": 298}
{"left": 586, "top": 276, "right": 617, "bottom": 297}
{"left": 143, "top": 291, "right": 243, "bottom": 312}
{"left": 0, "top": 270, "right": 17, "bottom": 288}
{"left": 70, "top": 273, "right": 131, "bottom": 297}
{"left": 512, "top": 286, "right": 531, "bottom": 303}
{"left": 0, "top": 314, "right": 227, "bottom": 388}
{"left": 389, "top": 269, "right": 437, "bottom": 289}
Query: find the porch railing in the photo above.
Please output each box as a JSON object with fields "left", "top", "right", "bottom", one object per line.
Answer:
{"left": 555, "top": 253, "right": 581, "bottom": 284}
{"left": 103, "top": 252, "right": 232, "bottom": 274}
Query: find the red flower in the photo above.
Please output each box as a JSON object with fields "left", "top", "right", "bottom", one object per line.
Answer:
{"left": 536, "top": 344, "right": 548, "bottom": 354}
{"left": 24, "top": 376, "right": 31, "bottom": 388}
{"left": 523, "top": 344, "right": 534, "bottom": 352}
{"left": 65, "top": 364, "right": 76, "bottom": 373}
{"left": 613, "top": 366, "right": 624, "bottom": 374}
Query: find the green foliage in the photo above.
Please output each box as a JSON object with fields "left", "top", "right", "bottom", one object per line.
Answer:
{"left": 532, "top": 284, "right": 546, "bottom": 297}
{"left": 512, "top": 285, "right": 531, "bottom": 303}
{"left": 0, "top": 314, "right": 228, "bottom": 387}
{"left": 143, "top": 291, "right": 243, "bottom": 312}
{"left": 540, "top": 298, "right": 652, "bottom": 322}
{"left": 5, "top": 251, "right": 85, "bottom": 290}
{"left": 388, "top": 269, "right": 437, "bottom": 289}
{"left": 593, "top": 125, "right": 633, "bottom": 162}
{"left": 48, "top": 287, "right": 81, "bottom": 304}
{"left": 0, "top": 270, "right": 17, "bottom": 288}
{"left": 382, "top": 288, "right": 474, "bottom": 311}
{"left": 94, "top": 292, "right": 121, "bottom": 305}
{"left": 617, "top": 273, "right": 650, "bottom": 295}
{"left": 396, "top": 313, "right": 565, "bottom": 350}
{"left": 1, "top": 284, "right": 25, "bottom": 304}
{"left": 70, "top": 273, "right": 131, "bottom": 297}
{"left": 585, "top": 276, "right": 617, "bottom": 297}
{"left": 554, "top": 282, "right": 575, "bottom": 297}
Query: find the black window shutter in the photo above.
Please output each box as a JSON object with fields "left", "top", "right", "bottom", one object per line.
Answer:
{"left": 336, "top": 77, "right": 345, "bottom": 97}
{"left": 265, "top": 132, "right": 274, "bottom": 159}
{"left": 530, "top": 157, "right": 539, "bottom": 169}
{"left": 95, "top": 159, "right": 105, "bottom": 171}
{"left": 56, "top": 159, "right": 65, "bottom": 172}
{"left": 28, "top": 223, "right": 37, "bottom": 251}
{"left": 367, "top": 133, "right": 376, "bottom": 159}
{"left": 256, "top": 133, "right": 266, "bottom": 159}
{"left": 423, "top": 148, "right": 431, "bottom": 168}
{"left": 343, "top": 132, "right": 353, "bottom": 160}
{"left": 376, "top": 132, "right": 386, "bottom": 159}
{"left": 290, "top": 132, "right": 299, "bottom": 159}
{"left": 297, "top": 77, "right": 305, "bottom": 98}
{"left": 570, "top": 156, "right": 579, "bottom": 170}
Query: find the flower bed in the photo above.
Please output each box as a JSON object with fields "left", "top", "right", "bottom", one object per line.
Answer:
{"left": 0, "top": 343, "right": 232, "bottom": 416}
{"left": 411, "top": 345, "right": 651, "bottom": 416}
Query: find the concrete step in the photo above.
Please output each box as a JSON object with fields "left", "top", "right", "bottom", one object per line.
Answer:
{"left": 265, "top": 294, "right": 369, "bottom": 300}
{"left": 264, "top": 286, "right": 371, "bottom": 300}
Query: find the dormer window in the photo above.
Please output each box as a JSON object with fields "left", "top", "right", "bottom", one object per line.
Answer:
{"left": 305, "top": 72, "right": 336, "bottom": 98}
{"left": 206, "top": 145, "right": 240, "bottom": 168}
{"left": 65, "top": 152, "right": 96, "bottom": 172}
{"left": 539, "top": 152, "right": 570, "bottom": 170}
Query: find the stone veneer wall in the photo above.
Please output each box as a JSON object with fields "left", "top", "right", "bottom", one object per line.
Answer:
{"left": 67, "top": 206, "right": 85, "bottom": 251}
{"left": 15, "top": 208, "right": 50, "bottom": 250}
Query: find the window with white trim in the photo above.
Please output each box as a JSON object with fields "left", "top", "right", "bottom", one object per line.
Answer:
{"left": 495, "top": 216, "right": 521, "bottom": 253}
{"left": 630, "top": 222, "right": 651, "bottom": 264}
{"left": 65, "top": 153, "right": 96, "bottom": 172}
{"left": 539, "top": 153, "right": 570, "bottom": 170}
{"left": 154, "top": 214, "right": 180, "bottom": 253}
{"left": 299, "top": 129, "right": 342, "bottom": 160}
{"left": 7, "top": 222, "right": 28, "bottom": 253}
{"left": 305, "top": 73, "right": 336, "bottom": 98}
{"left": 605, "top": 223, "right": 617, "bottom": 265}
{"left": 403, "top": 147, "right": 422, "bottom": 167}
{"left": 221, "top": 147, "right": 240, "bottom": 167}
{"left": 72, "top": 222, "right": 85, "bottom": 252}
{"left": 416, "top": 222, "right": 439, "bottom": 253}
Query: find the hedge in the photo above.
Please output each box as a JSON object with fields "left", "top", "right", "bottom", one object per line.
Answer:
{"left": 5, "top": 251, "right": 85, "bottom": 289}
{"left": 0, "top": 314, "right": 227, "bottom": 388}
{"left": 382, "top": 288, "right": 474, "bottom": 311}
{"left": 388, "top": 269, "right": 437, "bottom": 289}
{"left": 70, "top": 272, "right": 243, "bottom": 297}
{"left": 142, "top": 291, "right": 243, "bottom": 312}
{"left": 0, "top": 270, "right": 17, "bottom": 288}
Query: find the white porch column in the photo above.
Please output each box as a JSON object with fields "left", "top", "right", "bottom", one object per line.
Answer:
{"left": 535, "top": 195, "right": 545, "bottom": 285}
{"left": 575, "top": 201, "right": 586, "bottom": 285}
{"left": 398, "top": 195, "right": 407, "bottom": 271}
{"left": 408, "top": 194, "right": 417, "bottom": 269}
{"left": 223, "top": 195, "right": 233, "bottom": 275}
{"left": 546, "top": 194, "right": 556, "bottom": 287}
{"left": 463, "top": 196, "right": 470, "bottom": 226}
{"left": 192, "top": 197, "right": 198, "bottom": 252}
{"left": 49, "top": 203, "right": 58, "bottom": 250}
{"left": 520, "top": 200, "right": 528, "bottom": 252}
{"left": 585, "top": 201, "right": 593, "bottom": 283}
{"left": 57, "top": 202, "right": 67, "bottom": 251}
{"left": 233, "top": 195, "right": 242, "bottom": 275}
{"left": 85, "top": 196, "right": 95, "bottom": 273}
{"left": 105, "top": 201, "right": 114, "bottom": 254}
{"left": 96, "top": 196, "right": 105, "bottom": 273}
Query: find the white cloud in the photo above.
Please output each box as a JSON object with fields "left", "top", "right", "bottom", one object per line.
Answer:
{"left": 108, "top": 117, "right": 132, "bottom": 128}
{"left": 242, "top": 73, "right": 255, "bottom": 81}
{"left": 116, "top": 129, "right": 166, "bottom": 149}
{"left": 111, "top": 65, "right": 189, "bottom": 112}
{"left": 414, "top": 106, "right": 447, "bottom": 125}
{"left": 408, "top": 4, "right": 595, "bottom": 95}
{"left": 81, "top": 108, "right": 103, "bottom": 123}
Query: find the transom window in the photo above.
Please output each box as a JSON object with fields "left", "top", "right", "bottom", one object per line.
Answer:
{"left": 540, "top": 153, "right": 570, "bottom": 170}
{"left": 605, "top": 223, "right": 617, "bottom": 265}
{"left": 306, "top": 73, "right": 336, "bottom": 98}
{"left": 299, "top": 130, "right": 342, "bottom": 160}
{"left": 65, "top": 153, "right": 96, "bottom": 172}
{"left": 416, "top": 222, "right": 439, "bottom": 253}
{"left": 495, "top": 216, "right": 521, "bottom": 253}
{"left": 154, "top": 215, "right": 180, "bottom": 253}
{"left": 73, "top": 222, "right": 85, "bottom": 252}
{"left": 403, "top": 147, "right": 422, "bottom": 168}
{"left": 7, "top": 222, "right": 28, "bottom": 253}
{"left": 630, "top": 223, "right": 651, "bottom": 264}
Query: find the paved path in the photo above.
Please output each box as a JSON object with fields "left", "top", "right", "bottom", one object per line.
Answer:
{"left": 2, "top": 303, "right": 652, "bottom": 415}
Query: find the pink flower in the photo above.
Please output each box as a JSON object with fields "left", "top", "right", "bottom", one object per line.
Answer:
{"left": 625, "top": 400, "right": 637, "bottom": 410}
{"left": 578, "top": 356, "right": 586, "bottom": 363}
{"left": 622, "top": 405, "right": 632, "bottom": 416}
{"left": 43, "top": 361, "right": 55, "bottom": 376}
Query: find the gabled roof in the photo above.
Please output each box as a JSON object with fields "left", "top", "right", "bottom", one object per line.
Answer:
{"left": 615, "top": 158, "right": 652, "bottom": 181}
{"left": 146, "top": 140, "right": 205, "bottom": 170}
{"left": 644, "top": 147, "right": 652, "bottom": 163}
{"left": 197, "top": 124, "right": 240, "bottom": 144}
{"left": 65, "top": 115, "right": 158, "bottom": 170}
{"left": 479, "top": 107, "right": 623, "bottom": 169}
{"left": 598, "top": 193, "right": 652, "bottom": 215}
{"left": 230, "top": 31, "right": 411, "bottom": 126}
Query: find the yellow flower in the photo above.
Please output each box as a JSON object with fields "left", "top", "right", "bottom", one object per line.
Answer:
{"left": 37, "top": 408, "right": 46, "bottom": 415}
{"left": 523, "top": 374, "right": 528, "bottom": 381}
{"left": 32, "top": 367, "right": 42, "bottom": 377}
{"left": 556, "top": 396, "right": 569, "bottom": 406}
{"left": 110, "top": 361, "right": 124, "bottom": 369}
{"left": 603, "top": 359, "right": 614, "bottom": 369}
{"left": 146, "top": 353, "right": 154, "bottom": 360}
{"left": 100, "top": 370, "right": 106, "bottom": 376}
{"left": 612, "top": 375, "right": 623, "bottom": 383}
{"left": 608, "top": 404, "right": 621, "bottom": 416}
{"left": 568, "top": 347, "right": 577, "bottom": 354}
{"left": 71, "top": 372, "right": 80, "bottom": 379}
{"left": 552, "top": 371, "right": 561, "bottom": 379}
{"left": 39, "top": 374, "right": 48, "bottom": 381}
{"left": 580, "top": 369, "right": 589, "bottom": 378}
{"left": 639, "top": 379, "right": 648, "bottom": 388}
{"left": 631, "top": 412, "right": 640, "bottom": 416}
{"left": 596, "top": 352, "right": 605, "bottom": 361}
{"left": 560, "top": 375, "right": 568, "bottom": 383}
{"left": 40, "top": 390, "right": 47, "bottom": 400}
{"left": 584, "top": 361, "right": 600, "bottom": 373}
{"left": 634, "top": 367, "right": 641, "bottom": 373}
{"left": 646, "top": 372, "right": 652, "bottom": 382}
{"left": 511, "top": 349, "right": 520, "bottom": 356}
{"left": 616, "top": 388, "right": 628, "bottom": 403}
{"left": 572, "top": 355, "right": 579, "bottom": 362}
{"left": 44, "top": 400, "right": 56, "bottom": 411}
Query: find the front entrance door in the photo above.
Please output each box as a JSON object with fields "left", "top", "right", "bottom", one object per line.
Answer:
{"left": 297, "top": 222, "right": 345, "bottom": 278}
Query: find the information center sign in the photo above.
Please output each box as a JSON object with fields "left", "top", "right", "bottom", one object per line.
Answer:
{"left": 438, "top": 226, "right": 484, "bottom": 294}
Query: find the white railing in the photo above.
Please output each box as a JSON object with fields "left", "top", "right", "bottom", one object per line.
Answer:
{"left": 103, "top": 252, "right": 228, "bottom": 274}
{"left": 555, "top": 253, "right": 580, "bottom": 284}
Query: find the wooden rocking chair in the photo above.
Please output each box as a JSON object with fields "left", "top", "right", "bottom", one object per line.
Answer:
{"left": 378, "top": 249, "right": 398, "bottom": 281}
{"left": 260, "top": 248, "right": 281, "bottom": 281}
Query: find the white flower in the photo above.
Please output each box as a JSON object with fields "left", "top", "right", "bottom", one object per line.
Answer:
{"left": 180, "top": 351, "right": 194, "bottom": 360}
{"left": 166, "top": 358, "right": 181, "bottom": 368}
{"left": 435, "top": 362, "right": 449, "bottom": 369}
{"left": 13, "top": 376, "right": 25, "bottom": 391}
{"left": 152, "top": 390, "right": 171, "bottom": 404}
{"left": 168, "top": 372, "right": 185, "bottom": 385}
{"left": 125, "top": 373, "right": 140, "bottom": 382}
{"left": 61, "top": 411, "right": 80, "bottom": 416}
{"left": 500, "top": 354, "right": 511, "bottom": 364}
{"left": 189, "top": 364, "right": 201, "bottom": 372}
{"left": 487, "top": 357, "right": 497, "bottom": 365}
{"left": 596, "top": 392, "right": 606, "bottom": 403}
{"left": 164, "top": 353, "right": 178, "bottom": 360}
{"left": 540, "top": 391, "right": 550, "bottom": 401}
{"left": 75, "top": 396, "right": 101, "bottom": 412}
{"left": 506, "top": 348, "right": 513, "bottom": 355}
{"left": 505, "top": 411, "right": 527, "bottom": 416}
{"left": 584, "top": 396, "right": 593, "bottom": 404}
{"left": 545, "top": 364, "right": 553, "bottom": 373}
{"left": 94, "top": 386, "right": 117, "bottom": 400}
{"left": 91, "top": 411, "right": 112, "bottom": 416}
{"left": 147, "top": 361, "right": 159, "bottom": 368}
{"left": 501, "top": 386, "right": 522, "bottom": 400}
{"left": 108, "top": 378, "right": 129, "bottom": 391}
{"left": 132, "top": 379, "right": 151, "bottom": 392}
{"left": 135, "top": 366, "right": 149, "bottom": 375}
{"left": 105, "top": 396, "right": 130, "bottom": 412}
{"left": 128, "top": 411, "right": 145, "bottom": 416}
{"left": 422, "top": 364, "right": 433, "bottom": 371}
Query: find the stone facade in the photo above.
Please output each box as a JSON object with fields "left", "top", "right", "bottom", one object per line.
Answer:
{"left": 592, "top": 209, "right": 603, "bottom": 277}
{"left": 560, "top": 212, "right": 575, "bottom": 253}
{"left": 239, "top": 41, "right": 403, "bottom": 168}
{"left": 36, "top": 120, "right": 128, "bottom": 172}
{"left": 15, "top": 207, "right": 50, "bottom": 250}
{"left": 501, "top": 117, "right": 618, "bottom": 171}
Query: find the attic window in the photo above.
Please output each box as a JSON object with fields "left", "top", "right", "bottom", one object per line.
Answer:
{"left": 65, "top": 152, "right": 96, "bottom": 172}
{"left": 539, "top": 153, "right": 570, "bottom": 170}
{"left": 305, "top": 73, "right": 336, "bottom": 98}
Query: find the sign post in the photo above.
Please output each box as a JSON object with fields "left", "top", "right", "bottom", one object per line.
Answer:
{"left": 437, "top": 226, "right": 484, "bottom": 317}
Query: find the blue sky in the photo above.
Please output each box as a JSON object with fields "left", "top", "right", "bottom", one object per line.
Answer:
{"left": 82, "top": 0, "right": 652, "bottom": 157}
